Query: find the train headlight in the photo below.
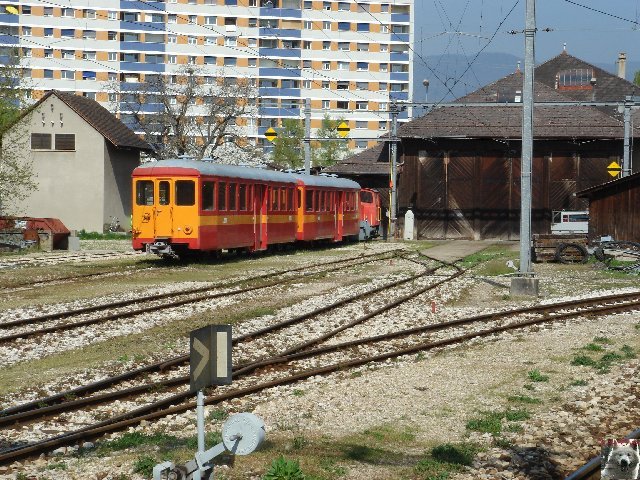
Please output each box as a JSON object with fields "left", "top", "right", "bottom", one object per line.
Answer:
{"left": 184, "top": 225, "right": 193, "bottom": 235}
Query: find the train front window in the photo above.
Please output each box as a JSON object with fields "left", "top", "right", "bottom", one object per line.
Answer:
{"left": 202, "top": 181, "right": 215, "bottom": 211}
{"left": 159, "top": 181, "right": 170, "bottom": 205}
{"left": 175, "top": 180, "right": 195, "bottom": 206}
{"left": 136, "top": 180, "right": 154, "bottom": 206}
{"left": 360, "top": 191, "right": 373, "bottom": 203}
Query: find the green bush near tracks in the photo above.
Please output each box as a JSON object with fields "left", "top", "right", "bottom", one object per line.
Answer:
{"left": 133, "top": 455, "right": 157, "bottom": 477}
{"left": 527, "top": 369, "right": 549, "bottom": 382}
{"left": 466, "top": 409, "right": 530, "bottom": 436}
{"left": 78, "top": 230, "right": 131, "bottom": 240}
{"left": 263, "top": 456, "right": 307, "bottom": 480}
{"left": 571, "top": 341, "right": 636, "bottom": 373}
{"left": 414, "top": 443, "right": 480, "bottom": 480}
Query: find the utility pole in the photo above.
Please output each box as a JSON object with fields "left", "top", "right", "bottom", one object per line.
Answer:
{"left": 623, "top": 96, "right": 632, "bottom": 177}
{"left": 304, "top": 97, "right": 311, "bottom": 175}
{"left": 511, "top": 0, "right": 539, "bottom": 296}
{"left": 389, "top": 101, "right": 398, "bottom": 237}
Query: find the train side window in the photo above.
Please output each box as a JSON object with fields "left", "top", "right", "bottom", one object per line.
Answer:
{"left": 229, "top": 183, "right": 237, "bottom": 211}
{"left": 218, "top": 182, "right": 227, "bottom": 210}
{"left": 288, "top": 188, "right": 294, "bottom": 211}
{"left": 271, "top": 188, "right": 278, "bottom": 211}
{"left": 176, "top": 180, "right": 195, "bottom": 206}
{"left": 320, "top": 191, "right": 325, "bottom": 211}
{"left": 314, "top": 191, "right": 319, "bottom": 212}
{"left": 202, "top": 181, "right": 215, "bottom": 211}
{"left": 360, "top": 190, "right": 373, "bottom": 203}
{"left": 159, "top": 181, "right": 171, "bottom": 205}
{"left": 280, "top": 188, "right": 287, "bottom": 210}
{"left": 136, "top": 180, "right": 154, "bottom": 206}
{"left": 305, "top": 189, "right": 313, "bottom": 211}
{"left": 239, "top": 184, "right": 247, "bottom": 211}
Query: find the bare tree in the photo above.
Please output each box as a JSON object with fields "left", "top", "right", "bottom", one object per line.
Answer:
{"left": 112, "top": 66, "right": 263, "bottom": 164}
{"left": 0, "top": 47, "right": 36, "bottom": 216}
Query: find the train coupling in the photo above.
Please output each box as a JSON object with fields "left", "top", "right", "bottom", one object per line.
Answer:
{"left": 148, "top": 240, "right": 177, "bottom": 258}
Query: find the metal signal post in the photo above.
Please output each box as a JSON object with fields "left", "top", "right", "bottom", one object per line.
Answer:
{"left": 389, "top": 101, "right": 399, "bottom": 237}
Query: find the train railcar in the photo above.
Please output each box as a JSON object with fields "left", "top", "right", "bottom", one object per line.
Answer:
{"left": 359, "top": 188, "right": 381, "bottom": 239}
{"left": 131, "top": 159, "right": 362, "bottom": 257}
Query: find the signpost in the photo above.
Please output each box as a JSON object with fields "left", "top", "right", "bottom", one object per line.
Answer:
{"left": 337, "top": 122, "right": 350, "bottom": 138}
{"left": 607, "top": 161, "right": 622, "bottom": 178}
{"left": 264, "top": 127, "right": 277, "bottom": 143}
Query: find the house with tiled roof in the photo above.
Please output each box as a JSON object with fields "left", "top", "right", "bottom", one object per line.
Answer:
{"left": 4, "top": 91, "right": 152, "bottom": 232}
{"left": 329, "top": 50, "right": 640, "bottom": 240}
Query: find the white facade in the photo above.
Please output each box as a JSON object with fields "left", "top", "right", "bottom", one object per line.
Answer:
{"left": 1, "top": 0, "right": 412, "bottom": 154}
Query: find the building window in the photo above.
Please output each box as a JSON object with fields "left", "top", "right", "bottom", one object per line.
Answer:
{"left": 379, "top": 63, "right": 388, "bottom": 72}
{"left": 303, "top": 60, "right": 311, "bottom": 68}
{"left": 356, "top": 101, "right": 368, "bottom": 110}
{"left": 248, "top": 17, "right": 257, "bottom": 27}
{"left": 84, "top": 9, "right": 96, "bottom": 19}
{"left": 357, "top": 23, "right": 369, "bottom": 32}
{"left": 338, "top": 1, "right": 349, "bottom": 10}
{"left": 108, "top": 72, "right": 117, "bottom": 80}
{"left": 60, "top": 29, "right": 74, "bottom": 38}
{"left": 302, "top": 80, "right": 311, "bottom": 88}
{"left": 225, "top": 17, "right": 237, "bottom": 26}
{"left": 22, "top": 26, "right": 31, "bottom": 36}
{"left": 44, "top": 28, "right": 53, "bottom": 37}
{"left": 338, "top": 22, "right": 350, "bottom": 31}
{"left": 188, "top": 56, "right": 197, "bottom": 64}
{"left": 356, "top": 81, "right": 368, "bottom": 90}
{"left": 108, "top": 31, "right": 117, "bottom": 40}
{"left": 248, "top": 37, "right": 257, "bottom": 47}
{"left": 303, "top": 0, "right": 312, "bottom": 8}
{"left": 31, "top": 133, "right": 51, "bottom": 150}
{"left": 336, "top": 101, "right": 348, "bottom": 109}
{"left": 379, "top": 82, "right": 388, "bottom": 91}
{"left": 44, "top": 7, "right": 53, "bottom": 16}
{"left": 248, "top": 58, "right": 257, "bottom": 67}
{"left": 168, "top": 55, "right": 177, "bottom": 64}
{"left": 224, "top": 57, "right": 237, "bottom": 66}
{"left": 356, "top": 43, "right": 368, "bottom": 51}
{"left": 381, "top": 3, "right": 389, "bottom": 12}
{"left": 322, "top": 81, "right": 329, "bottom": 88}
{"left": 188, "top": 36, "right": 197, "bottom": 44}
{"left": 188, "top": 14, "right": 197, "bottom": 23}
{"left": 322, "top": 61, "right": 330, "bottom": 70}
{"left": 83, "top": 71, "right": 96, "bottom": 80}
{"left": 356, "top": 121, "right": 367, "bottom": 129}
{"left": 322, "top": 100, "right": 330, "bottom": 109}
{"left": 55, "top": 134, "right": 75, "bottom": 151}
{"left": 168, "top": 14, "right": 177, "bottom": 23}
{"left": 205, "top": 16, "right": 217, "bottom": 24}
{"left": 22, "top": 48, "right": 31, "bottom": 57}
{"left": 322, "top": 41, "right": 330, "bottom": 50}
{"left": 22, "top": 5, "right": 31, "bottom": 14}
{"left": 168, "top": 34, "right": 177, "bottom": 43}
{"left": 44, "top": 69, "right": 54, "bottom": 79}
{"left": 557, "top": 68, "right": 594, "bottom": 89}
{"left": 303, "top": 40, "right": 311, "bottom": 49}
{"left": 83, "top": 30, "right": 96, "bottom": 40}
{"left": 224, "top": 36, "right": 236, "bottom": 46}
{"left": 322, "top": 21, "right": 331, "bottom": 30}
{"left": 381, "top": 25, "right": 389, "bottom": 33}
{"left": 356, "top": 140, "right": 367, "bottom": 149}
{"left": 357, "top": 62, "right": 368, "bottom": 71}
{"left": 44, "top": 49, "right": 53, "bottom": 58}
{"left": 337, "top": 62, "right": 349, "bottom": 70}
{"left": 380, "top": 44, "right": 389, "bottom": 52}
{"left": 304, "top": 20, "right": 312, "bottom": 29}
{"left": 379, "top": 121, "right": 387, "bottom": 130}
{"left": 107, "top": 11, "right": 117, "bottom": 20}
{"left": 323, "top": 1, "right": 331, "bottom": 9}
{"left": 337, "top": 80, "right": 349, "bottom": 90}
{"left": 61, "top": 70, "right": 74, "bottom": 80}
{"left": 62, "top": 50, "right": 74, "bottom": 59}
{"left": 121, "top": 53, "right": 139, "bottom": 62}
{"left": 83, "top": 51, "right": 96, "bottom": 60}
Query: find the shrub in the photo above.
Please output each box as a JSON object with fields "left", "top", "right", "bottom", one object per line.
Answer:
{"left": 263, "top": 456, "right": 306, "bottom": 480}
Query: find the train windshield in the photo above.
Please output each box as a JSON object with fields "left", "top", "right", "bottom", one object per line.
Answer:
{"left": 175, "top": 180, "right": 195, "bottom": 206}
{"left": 360, "top": 191, "right": 373, "bottom": 203}
{"left": 136, "top": 180, "right": 154, "bottom": 206}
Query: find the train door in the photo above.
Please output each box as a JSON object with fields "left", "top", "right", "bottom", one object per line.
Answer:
{"left": 253, "top": 184, "right": 268, "bottom": 250}
{"left": 154, "top": 179, "right": 173, "bottom": 238}
{"left": 336, "top": 190, "right": 344, "bottom": 239}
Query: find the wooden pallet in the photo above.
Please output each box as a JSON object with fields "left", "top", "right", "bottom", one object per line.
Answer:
{"left": 533, "top": 234, "right": 588, "bottom": 263}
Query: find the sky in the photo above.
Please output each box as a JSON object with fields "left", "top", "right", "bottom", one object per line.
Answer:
{"left": 413, "top": 0, "right": 640, "bottom": 101}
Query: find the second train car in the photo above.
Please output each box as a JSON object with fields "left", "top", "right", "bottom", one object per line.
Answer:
{"left": 131, "top": 158, "right": 377, "bottom": 257}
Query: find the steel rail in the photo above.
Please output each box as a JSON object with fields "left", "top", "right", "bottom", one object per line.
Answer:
{"left": 0, "top": 250, "right": 395, "bottom": 329}
{"left": 1, "top": 290, "right": 638, "bottom": 464}
{"left": 0, "top": 251, "right": 426, "bottom": 418}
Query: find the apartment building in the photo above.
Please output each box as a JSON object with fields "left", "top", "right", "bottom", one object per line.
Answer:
{"left": 0, "top": 0, "right": 412, "bottom": 154}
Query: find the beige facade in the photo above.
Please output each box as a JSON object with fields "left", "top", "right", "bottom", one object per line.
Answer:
{"left": 5, "top": 93, "right": 146, "bottom": 232}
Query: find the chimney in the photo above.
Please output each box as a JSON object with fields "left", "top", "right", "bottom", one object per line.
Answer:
{"left": 617, "top": 52, "right": 627, "bottom": 79}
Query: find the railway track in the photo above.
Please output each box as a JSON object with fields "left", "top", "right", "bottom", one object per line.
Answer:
{"left": 0, "top": 249, "right": 399, "bottom": 345}
{"left": 0, "top": 250, "right": 143, "bottom": 270}
{"left": 1, "top": 262, "right": 638, "bottom": 465}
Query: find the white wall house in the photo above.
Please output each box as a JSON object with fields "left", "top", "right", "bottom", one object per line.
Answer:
{"left": 5, "top": 90, "right": 152, "bottom": 232}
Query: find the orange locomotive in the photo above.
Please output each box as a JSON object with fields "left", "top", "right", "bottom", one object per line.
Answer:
{"left": 131, "top": 158, "right": 374, "bottom": 257}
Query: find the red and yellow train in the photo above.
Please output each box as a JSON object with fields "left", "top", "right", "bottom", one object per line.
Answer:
{"left": 131, "top": 159, "right": 380, "bottom": 257}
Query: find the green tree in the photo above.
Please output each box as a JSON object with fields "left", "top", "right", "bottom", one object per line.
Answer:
{"left": 0, "top": 47, "right": 36, "bottom": 215}
{"left": 271, "top": 118, "right": 304, "bottom": 168}
{"left": 634, "top": 70, "right": 640, "bottom": 87}
{"left": 312, "top": 115, "right": 349, "bottom": 167}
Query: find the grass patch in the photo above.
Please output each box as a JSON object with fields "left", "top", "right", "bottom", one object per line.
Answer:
{"left": 78, "top": 230, "right": 131, "bottom": 240}
{"left": 582, "top": 343, "right": 604, "bottom": 352}
{"left": 527, "top": 369, "right": 549, "bottom": 382}
{"left": 362, "top": 425, "right": 416, "bottom": 443}
{"left": 507, "top": 395, "right": 542, "bottom": 405}
{"left": 571, "top": 355, "right": 597, "bottom": 367}
{"left": 621, "top": 344, "right": 636, "bottom": 359}
{"left": 593, "top": 336, "right": 611, "bottom": 344}
{"left": 133, "top": 455, "right": 156, "bottom": 477}
{"left": 414, "top": 443, "right": 480, "bottom": 480}
{"left": 570, "top": 379, "right": 588, "bottom": 387}
{"left": 466, "top": 409, "right": 530, "bottom": 436}
{"left": 208, "top": 408, "right": 229, "bottom": 422}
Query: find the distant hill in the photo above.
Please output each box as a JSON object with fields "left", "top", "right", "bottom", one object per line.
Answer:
{"left": 413, "top": 53, "right": 640, "bottom": 104}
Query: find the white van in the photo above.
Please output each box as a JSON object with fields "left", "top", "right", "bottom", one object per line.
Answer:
{"left": 550, "top": 210, "right": 589, "bottom": 234}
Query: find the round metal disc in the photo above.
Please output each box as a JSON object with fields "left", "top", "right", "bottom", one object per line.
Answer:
{"left": 222, "top": 413, "right": 265, "bottom": 455}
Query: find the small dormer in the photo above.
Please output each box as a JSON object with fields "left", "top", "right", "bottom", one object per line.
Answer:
{"left": 555, "top": 68, "right": 595, "bottom": 91}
